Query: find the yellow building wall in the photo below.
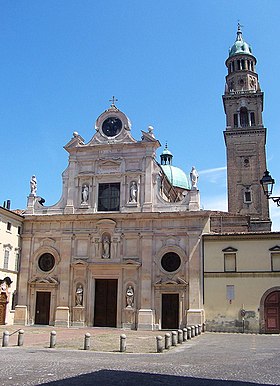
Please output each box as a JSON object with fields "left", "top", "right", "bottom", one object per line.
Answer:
{"left": 204, "top": 235, "right": 280, "bottom": 332}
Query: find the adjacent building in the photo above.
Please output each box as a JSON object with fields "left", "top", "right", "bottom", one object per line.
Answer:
{"left": 0, "top": 203, "right": 23, "bottom": 325}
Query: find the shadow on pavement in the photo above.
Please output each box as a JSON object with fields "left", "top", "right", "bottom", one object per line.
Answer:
{"left": 42, "top": 369, "right": 272, "bottom": 386}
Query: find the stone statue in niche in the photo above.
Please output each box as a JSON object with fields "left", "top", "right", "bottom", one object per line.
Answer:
{"left": 75, "top": 284, "right": 83, "bottom": 306}
{"left": 129, "top": 181, "right": 137, "bottom": 203}
{"left": 81, "top": 184, "right": 89, "bottom": 204}
{"left": 126, "top": 285, "right": 134, "bottom": 308}
{"left": 102, "top": 236, "right": 110, "bottom": 259}
{"left": 30, "top": 175, "right": 37, "bottom": 195}
{"left": 190, "top": 166, "right": 199, "bottom": 190}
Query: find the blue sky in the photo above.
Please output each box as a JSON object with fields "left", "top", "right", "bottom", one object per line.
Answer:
{"left": 1, "top": 1, "right": 280, "bottom": 229}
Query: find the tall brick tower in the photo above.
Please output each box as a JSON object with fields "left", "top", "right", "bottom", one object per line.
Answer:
{"left": 223, "top": 24, "right": 271, "bottom": 231}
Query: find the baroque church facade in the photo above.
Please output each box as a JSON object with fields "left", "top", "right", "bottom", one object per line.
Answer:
{"left": 12, "top": 26, "right": 280, "bottom": 332}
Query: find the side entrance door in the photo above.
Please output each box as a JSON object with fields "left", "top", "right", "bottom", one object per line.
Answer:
{"left": 94, "top": 279, "right": 118, "bottom": 327}
{"left": 264, "top": 291, "right": 280, "bottom": 333}
{"left": 162, "top": 293, "right": 179, "bottom": 329}
{"left": 35, "top": 291, "right": 51, "bottom": 325}
{"left": 0, "top": 293, "right": 7, "bottom": 325}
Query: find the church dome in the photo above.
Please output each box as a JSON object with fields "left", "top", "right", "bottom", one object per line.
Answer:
{"left": 160, "top": 143, "right": 189, "bottom": 189}
{"left": 161, "top": 165, "right": 189, "bottom": 189}
{"left": 229, "top": 24, "right": 253, "bottom": 58}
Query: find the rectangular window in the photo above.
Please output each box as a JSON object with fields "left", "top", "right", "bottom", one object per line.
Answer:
{"left": 244, "top": 190, "right": 252, "bottom": 203}
{"left": 98, "top": 183, "right": 120, "bottom": 212}
{"left": 233, "top": 114, "right": 238, "bottom": 127}
{"left": 226, "top": 285, "right": 235, "bottom": 301}
{"left": 4, "top": 250, "right": 9, "bottom": 270}
{"left": 15, "top": 253, "right": 20, "bottom": 271}
{"left": 272, "top": 253, "right": 280, "bottom": 271}
{"left": 224, "top": 253, "right": 236, "bottom": 272}
{"left": 18, "top": 226, "right": 21, "bottom": 235}
{"left": 7, "top": 222, "right": 11, "bottom": 231}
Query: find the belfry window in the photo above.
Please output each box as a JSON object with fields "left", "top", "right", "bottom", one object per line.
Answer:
{"left": 98, "top": 183, "right": 120, "bottom": 212}
{"left": 234, "top": 114, "right": 238, "bottom": 127}
{"left": 240, "top": 107, "right": 249, "bottom": 127}
{"left": 250, "top": 112, "right": 255, "bottom": 126}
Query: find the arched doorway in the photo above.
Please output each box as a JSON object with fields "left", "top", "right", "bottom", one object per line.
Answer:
{"left": 264, "top": 291, "right": 280, "bottom": 333}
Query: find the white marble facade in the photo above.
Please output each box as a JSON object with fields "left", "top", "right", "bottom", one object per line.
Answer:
{"left": 15, "top": 105, "right": 205, "bottom": 329}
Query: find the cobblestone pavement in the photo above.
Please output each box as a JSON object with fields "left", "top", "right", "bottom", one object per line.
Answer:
{"left": 0, "top": 331, "right": 279, "bottom": 385}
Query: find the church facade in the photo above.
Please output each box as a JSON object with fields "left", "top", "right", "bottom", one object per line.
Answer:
{"left": 14, "top": 104, "right": 208, "bottom": 330}
{"left": 13, "top": 26, "right": 280, "bottom": 332}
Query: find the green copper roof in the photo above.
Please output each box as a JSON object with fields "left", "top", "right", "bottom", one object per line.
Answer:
{"left": 161, "top": 164, "right": 189, "bottom": 189}
{"left": 229, "top": 24, "right": 253, "bottom": 58}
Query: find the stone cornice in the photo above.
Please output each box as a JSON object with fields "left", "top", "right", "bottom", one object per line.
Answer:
{"left": 203, "top": 231, "right": 280, "bottom": 241}
{"left": 204, "top": 271, "right": 280, "bottom": 278}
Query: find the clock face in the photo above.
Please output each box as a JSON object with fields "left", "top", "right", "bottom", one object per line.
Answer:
{"left": 102, "top": 117, "right": 122, "bottom": 137}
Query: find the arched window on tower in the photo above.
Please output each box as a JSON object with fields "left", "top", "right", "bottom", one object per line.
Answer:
{"left": 250, "top": 112, "right": 255, "bottom": 126}
{"left": 240, "top": 107, "right": 249, "bottom": 127}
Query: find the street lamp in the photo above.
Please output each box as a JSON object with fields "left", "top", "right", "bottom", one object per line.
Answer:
{"left": 260, "top": 170, "right": 280, "bottom": 206}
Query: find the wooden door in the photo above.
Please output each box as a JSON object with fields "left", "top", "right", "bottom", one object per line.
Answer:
{"left": 0, "top": 293, "right": 7, "bottom": 325}
{"left": 94, "top": 279, "right": 118, "bottom": 327}
{"left": 35, "top": 291, "right": 51, "bottom": 325}
{"left": 265, "top": 291, "right": 280, "bottom": 333}
{"left": 162, "top": 293, "right": 179, "bottom": 329}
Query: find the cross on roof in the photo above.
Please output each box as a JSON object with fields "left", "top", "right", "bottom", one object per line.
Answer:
{"left": 109, "top": 96, "right": 118, "bottom": 107}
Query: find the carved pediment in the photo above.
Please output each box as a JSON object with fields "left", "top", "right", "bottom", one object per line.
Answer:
{"left": 29, "top": 276, "right": 59, "bottom": 285}
{"left": 269, "top": 245, "right": 280, "bottom": 252}
{"left": 222, "top": 246, "right": 238, "bottom": 252}
{"left": 155, "top": 277, "right": 188, "bottom": 286}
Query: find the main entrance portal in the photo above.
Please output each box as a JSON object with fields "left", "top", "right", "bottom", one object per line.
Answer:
{"left": 35, "top": 291, "right": 51, "bottom": 325}
{"left": 264, "top": 291, "right": 280, "bottom": 333}
{"left": 161, "top": 293, "right": 179, "bottom": 329}
{"left": 94, "top": 279, "right": 118, "bottom": 327}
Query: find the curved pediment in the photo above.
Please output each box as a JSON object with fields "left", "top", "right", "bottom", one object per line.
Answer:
{"left": 29, "top": 276, "right": 59, "bottom": 285}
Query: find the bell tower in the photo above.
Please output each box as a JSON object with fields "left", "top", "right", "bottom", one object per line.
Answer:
{"left": 223, "top": 25, "right": 271, "bottom": 231}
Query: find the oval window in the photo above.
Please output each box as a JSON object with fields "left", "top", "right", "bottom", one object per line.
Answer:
{"left": 38, "top": 253, "right": 55, "bottom": 272}
{"left": 161, "top": 252, "right": 181, "bottom": 272}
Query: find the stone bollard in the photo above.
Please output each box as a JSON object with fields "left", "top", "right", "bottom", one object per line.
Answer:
{"left": 202, "top": 323, "right": 206, "bottom": 332}
{"left": 156, "top": 336, "right": 163, "bottom": 353}
{"left": 171, "top": 331, "right": 177, "bottom": 346}
{"left": 50, "top": 331, "right": 57, "bottom": 348}
{"left": 195, "top": 325, "right": 199, "bottom": 336}
{"left": 198, "top": 324, "right": 202, "bottom": 335}
{"left": 120, "top": 334, "right": 126, "bottom": 352}
{"left": 84, "top": 333, "right": 91, "bottom": 350}
{"left": 165, "top": 333, "right": 171, "bottom": 350}
{"left": 187, "top": 327, "right": 192, "bottom": 339}
{"left": 17, "top": 330, "right": 24, "bottom": 346}
{"left": 2, "top": 331, "right": 9, "bottom": 347}
{"left": 191, "top": 326, "right": 195, "bottom": 338}
{"left": 183, "top": 328, "right": 188, "bottom": 342}
{"left": 178, "top": 329, "right": 183, "bottom": 344}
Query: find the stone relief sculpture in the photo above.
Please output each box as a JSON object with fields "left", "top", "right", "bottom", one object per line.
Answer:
{"left": 126, "top": 285, "right": 134, "bottom": 307}
{"left": 129, "top": 181, "right": 137, "bottom": 203}
{"left": 190, "top": 166, "right": 199, "bottom": 190}
{"left": 102, "top": 236, "right": 110, "bottom": 259}
{"left": 30, "top": 175, "right": 37, "bottom": 195}
{"left": 81, "top": 184, "right": 89, "bottom": 204}
{"left": 75, "top": 284, "right": 83, "bottom": 306}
